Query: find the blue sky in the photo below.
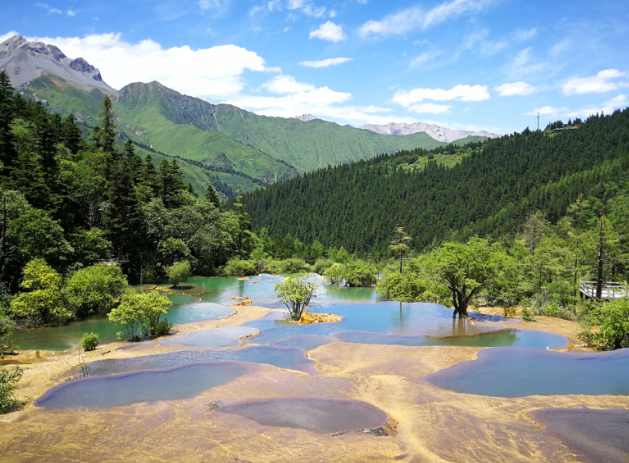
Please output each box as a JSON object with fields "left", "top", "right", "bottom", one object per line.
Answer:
{"left": 2, "top": 0, "right": 628, "bottom": 132}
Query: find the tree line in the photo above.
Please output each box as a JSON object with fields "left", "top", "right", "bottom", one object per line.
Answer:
{"left": 242, "top": 109, "right": 629, "bottom": 258}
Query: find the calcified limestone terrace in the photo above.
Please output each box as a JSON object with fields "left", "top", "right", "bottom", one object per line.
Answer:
{"left": 1, "top": 277, "right": 628, "bottom": 462}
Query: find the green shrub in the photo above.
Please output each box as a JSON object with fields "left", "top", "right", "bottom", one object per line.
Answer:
{"left": 10, "top": 259, "right": 71, "bottom": 326}
{"left": 324, "top": 263, "right": 345, "bottom": 285}
{"left": 108, "top": 291, "right": 171, "bottom": 341}
{"left": 277, "top": 258, "right": 310, "bottom": 274}
{"left": 81, "top": 332, "right": 99, "bottom": 351}
{"left": 65, "top": 264, "right": 127, "bottom": 318}
{"left": 0, "top": 367, "right": 23, "bottom": 413}
{"left": 522, "top": 307, "right": 536, "bottom": 322}
{"left": 167, "top": 260, "right": 192, "bottom": 288}
{"left": 377, "top": 271, "right": 427, "bottom": 301}
{"left": 153, "top": 319, "right": 173, "bottom": 337}
{"left": 223, "top": 258, "right": 257, "bottom": 276}
{"left": 312, "top": 258, "right": 333, "bottom": 275}
{"left": 579, "top": 299, "right": 629, "bottom": 350}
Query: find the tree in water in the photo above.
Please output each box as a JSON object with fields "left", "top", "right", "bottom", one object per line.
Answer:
{"left": 275, "top": 277, "right": 315, "bottom": 321}
{"left": 389, "top": 226, "right": 411, "bottom": 273}
{"left": 430, "top": 238, "right": 498, "bottom": 318}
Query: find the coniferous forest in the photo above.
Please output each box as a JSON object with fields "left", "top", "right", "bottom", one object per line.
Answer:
{"left": 0, "top": 71, "right": 253, "bottom": 294}
{"left": 243, "top": 109, "right": 629, "bottom": 255}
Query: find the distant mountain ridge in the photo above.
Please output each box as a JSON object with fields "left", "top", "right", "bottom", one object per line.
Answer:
{"left": 364, "top": 121, "right": 498, "bottom": 143}
{"left": 0, "top": 34, "right": 480, "bottom": 195}
{"left": 0, "top": 35, "right": 114, "bottom": 93}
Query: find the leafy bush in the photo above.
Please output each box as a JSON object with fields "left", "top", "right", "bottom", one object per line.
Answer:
{"left": 312, "top": 258, "right": 333, "bottom": 275}
{"left": 324, "top": 263, "right": 345, "bottom": 285}
{"left": 65, "top": 264, "right": 127, "bottom": 318}
{"left": 223, "top": 258, "right": 257, "bottom": 276}
{"left": 324, "top": 260, "right": 377, "bottom": 287}
{"left": 153, "top": 319, "right": 173, "bottom": 337}
{"left": 277, "top": 258, "right": 310, "bottom": 274}
{"left": 108, "top": 291, "right": 171, "bottom": 341}
{"left": 377, "top": 271, "right": 427, "bottom": 301}
{"left": 342, "top": 260, "right": 378, "bottom": 287}
{"left": 0, "top": 367, "right": 23, "bottom": 413}
{"left": 522, "top": 307, "right": 536, "bottom": 322}
{"left": 275, "top": 277, "right": 315, "bottom": 321}
{"left": 10, "top": 259, "right": 71, "bottom": 326}
{"left": 579, "top": 299, "right": 629, "bottom": 350}
{"left": 81, "top": 332, "right": 99, "bottom": 351}
{"left": 167, "top": 260, "right": 192, "bottom": 288}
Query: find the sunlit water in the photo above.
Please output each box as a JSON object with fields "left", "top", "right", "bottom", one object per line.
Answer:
{"left": 35, "top": 274, "right": 629, "bottom": 409}
{"left": 36, "top": 361, "right": 248, "bottom": 408}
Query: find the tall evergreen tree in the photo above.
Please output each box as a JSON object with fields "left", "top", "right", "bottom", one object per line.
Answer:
{"left": 96, "top": 96, "right": 115, "bottom": 154}
{"left": 0, "top": 71, "right": 17, "bottom": 173}
{"left": 60, "top": 114, "right": 82, "bottom": 155}
{"left": 206, "top": 184, "right": 220, "bottom": 209}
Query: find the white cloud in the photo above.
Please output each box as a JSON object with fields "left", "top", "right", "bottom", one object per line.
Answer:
{"left": 495, "top": 81, "right": 536, "bottom": 96}
{"left": 25, "top": 33, "right": 275, "bottom": 98}
{"left": 309, "top": 21, "right": 345, "bottom": 42}
{"left": 408, "top": 103, "right": 451, "bottom": 114}
{"left": 568, "top": 94, "right": 627, "bottom": 118}
{"left": 359, "top": 0, "right": 493, "bottom": 38}
{"left": 252, "top": 0, "right": 329, "bottom": 18}
{"left": 525, "top": 95, "right": 627, "bottom": 119}
{"left": 512, "top": 27, "right": 537, "bottom": 42}
{"left": 409, "top": 50, "right": 441, "bottom": 68}
{"left": 263, "top": 75, "right": 315, "bottom": 94}
{"left": 393, "top": 84, "right": 490, "bottom": 108}
{"left": 35, "top": 2, "right": 76, "bottom": 16}
{"left": 230, "top": 74, "right": 413, "bottom": 126}
{"left": 300, "top": 57, "right": 352, "bottom": 68}
{"left": 506, "top": 47, "right": 549, "bottom": 78}
{"left": 525, "top": 105, "right": 566, "bottom": 117}
{"left": 198, "top": 0, "right": 227, "bottom": 10}
{"left": 562, "top": 69, "right": 627, "bottom": 95}
{"left": 462, "top": 29, "right": 507, "bottom": 56}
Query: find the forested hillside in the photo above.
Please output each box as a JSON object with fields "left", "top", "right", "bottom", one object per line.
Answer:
{"left": 0, "top": 71, "right": 253, "bottom": 292}
{"left": 244, "top": 109, "right": 629, "bottom": 254}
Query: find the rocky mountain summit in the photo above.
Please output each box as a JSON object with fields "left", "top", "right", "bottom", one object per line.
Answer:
{"left": 0, "top": 35, "right": 114, "bottom": 93}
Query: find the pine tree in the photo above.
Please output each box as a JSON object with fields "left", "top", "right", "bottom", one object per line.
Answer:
{"left": 60, "top": 114, "right": 82, "bottom": 155}
{"left": 0, "top": 71, "right": 17, "bottom": 172}
{"left": 159, "top": 160, "right": 186, "bottom": 208}
{"left": 96, "top": 96, "right": 115, "bottom": 154}
{"left": 206, "top": 184, "right": 220, "bottom": 208}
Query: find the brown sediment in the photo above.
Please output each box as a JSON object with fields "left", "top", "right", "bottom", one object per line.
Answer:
{"left": 1, "top": 304, "right": 627, "bottom": 462}
{"left": 283, "top": 311, "right": 342, "bottom": 325}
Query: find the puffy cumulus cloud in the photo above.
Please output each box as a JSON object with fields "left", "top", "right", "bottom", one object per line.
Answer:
{"left": 359, "top": 0, "right": 494, "bottom": 38}
{"left": 309, "top": 21, "right": 345, "bottom": 42}
{"left": 393, "top": 84, "right": 490, "bottom": 108}
{"left": 26, "top": 33, "right": 276, "bottom": 98}
{"left": 562, "top": 69, "right": 628, "bottom": 95}
{"left": 495, "top": 81, "right": 536, "bottom": 96}
{"left": 300, "top": 57, "right": 352, "bottom": 68}
{"left": 229, "top": 75, "right": 412, "bottom": 126}
{"left": 263, "top": 75, "right": 316, "bottom": 94}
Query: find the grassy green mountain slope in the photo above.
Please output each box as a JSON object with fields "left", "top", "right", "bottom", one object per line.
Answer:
{"left": 210, "top": 106, "right": 445, "bottom": 171}
{"left": 243, "top": 109, "right": 629, "bottom": 254}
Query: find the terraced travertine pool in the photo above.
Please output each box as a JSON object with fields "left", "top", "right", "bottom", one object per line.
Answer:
{"left": 4, "top": 274, "right": 629, "bottom": 463}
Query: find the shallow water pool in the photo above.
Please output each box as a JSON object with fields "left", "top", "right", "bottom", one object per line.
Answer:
{"left": 426, "top": 347, "right": 629, "bottom": 396}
